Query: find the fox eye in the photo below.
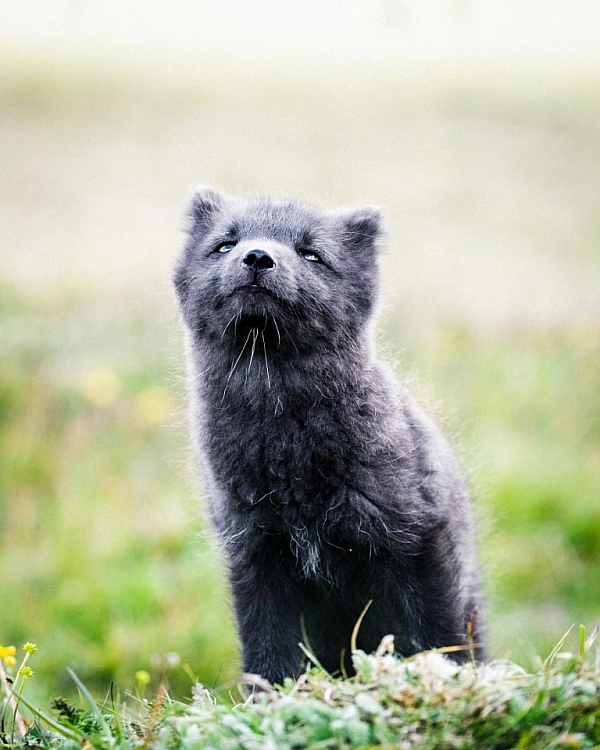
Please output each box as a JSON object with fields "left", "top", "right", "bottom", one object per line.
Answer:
{"left": 297, "top": 247, "right": 322, "bottom": 264}
{"left": 213, "top": 242, "right": 236, "bottom": 254}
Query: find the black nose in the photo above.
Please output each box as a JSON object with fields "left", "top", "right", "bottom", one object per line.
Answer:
{"left": 242, "top": 249, "right": 275, "bottom": 274}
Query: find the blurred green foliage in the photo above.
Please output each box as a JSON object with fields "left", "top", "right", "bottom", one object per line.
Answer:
{"left": 0, "top": 56, "right": 599, "bottom": 705}
{"left": 0, "top": 288, "right": 239, "bottom": 703}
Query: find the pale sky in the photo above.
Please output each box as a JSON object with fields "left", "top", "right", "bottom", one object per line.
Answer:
{"left": 2, "top": 0, "right": 600, "bottom": 62}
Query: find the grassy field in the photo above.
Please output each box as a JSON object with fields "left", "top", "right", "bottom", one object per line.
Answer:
{"left": 3, "top": 638, "right": 600, "bottom": 748}
{"left": 1, "top": 53, "right": 599, "bottom": 706}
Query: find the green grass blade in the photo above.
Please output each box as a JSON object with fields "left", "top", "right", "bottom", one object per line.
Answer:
{"left": 579, "top": 624, "right": 586, "bottom": 659}
{"left": 66, "top": 667, "right": 111, "bottom": 735}
{"left": 544, "top": 624, "right": 574, "bottom": 668}
{"left": 298, "top": 642, "right": 331, "bottom": 679}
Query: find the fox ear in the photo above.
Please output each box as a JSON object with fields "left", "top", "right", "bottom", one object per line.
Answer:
{"left": 334, "top": 205, "right": 383, "bottom": 256}
{"left": 186, "top": 184, "right": 227, "bottom": 234}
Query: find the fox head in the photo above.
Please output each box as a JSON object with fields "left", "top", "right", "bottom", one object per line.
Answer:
{"left": 174, "top": 186, "right": 383, "bottom": 354}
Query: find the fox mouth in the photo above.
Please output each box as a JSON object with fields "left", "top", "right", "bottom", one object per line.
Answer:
{"left": 227, "top": 281, "right": 291, "bottom": 321}
{"left": 232, "top": 283, "right": 278, "bottom": 301}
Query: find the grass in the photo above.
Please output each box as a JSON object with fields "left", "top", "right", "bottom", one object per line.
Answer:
{"left": 2, "top": 633, "right": 600, "bottom": 749}
{"left": 1, "top": 52, "right": 599, "bottom": 708}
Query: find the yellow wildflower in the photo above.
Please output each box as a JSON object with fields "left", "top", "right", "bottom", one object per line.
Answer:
{"left": 19, "top": 666, "right": 34, "bottom": 679}
{"left": 135, "top": 670, "right": 151, "bottom": 686}
{"left": 5, "top": 656, "right": 16, "bottom": 668}
{"left": 0, "top": 645, "right": 16, "bottom": 659}
{"left": 22, "top": 642, "right": 38, "bottom": 655}
{"left": 82, "top": 369, "right": 121, "bottom": 407}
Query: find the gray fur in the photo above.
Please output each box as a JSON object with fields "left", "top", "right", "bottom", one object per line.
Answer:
{"left": 174, "top": 186, "right": 484, "bottom": 683}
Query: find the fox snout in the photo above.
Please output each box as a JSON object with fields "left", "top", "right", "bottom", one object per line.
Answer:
{"left": 242, "top": 249, "right": 276, "bottom": 274}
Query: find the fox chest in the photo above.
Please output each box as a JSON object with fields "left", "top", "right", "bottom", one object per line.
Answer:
{"left": 205, "top": 390, "right": 356, "bottom": 498}
{"left": 204, "top": 400, "right": 365, "bottom": 569}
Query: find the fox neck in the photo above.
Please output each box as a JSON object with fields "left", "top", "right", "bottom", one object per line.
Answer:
{"left": 188, "top": 325, "right": 371, "bottom": 415}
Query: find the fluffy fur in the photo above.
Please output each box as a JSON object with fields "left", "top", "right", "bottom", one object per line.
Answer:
{"left": 174, "top": 185, "right": 484, "bottom": 684}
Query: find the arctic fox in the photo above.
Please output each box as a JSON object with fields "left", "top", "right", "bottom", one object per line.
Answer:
{"left": 174, "top": 186, "right": 483, "bottom": 684}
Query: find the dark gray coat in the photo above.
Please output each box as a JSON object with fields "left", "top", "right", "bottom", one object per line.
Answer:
{"left": 174, "top": 186, "right": 483, "bottom": 684}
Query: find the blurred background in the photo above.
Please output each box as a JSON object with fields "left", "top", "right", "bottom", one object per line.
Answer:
{"left": 1, "top": 0, "right": 599, "bottom": 705}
